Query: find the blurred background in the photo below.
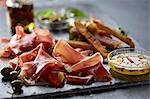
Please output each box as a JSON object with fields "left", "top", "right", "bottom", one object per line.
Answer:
{"left": 0, "top": 0, "right": 149, "bottom": 49}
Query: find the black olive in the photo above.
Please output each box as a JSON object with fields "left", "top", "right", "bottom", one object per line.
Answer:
{"left": 118, "top": 27, "right": 122, "bottom": 30}
{"left": 14, "top": 66, "right": 21, "bottom": 72}
{"left": 11, "top": 80, "right": 24, "bottom": 94}
{"left": 10, "top": 71, "right": 19, "bottom": 81}
{"left": 2, "top": 76, "right": 11, "bottom": 82}
{"left": 13, "top": 89, "right": 23, "bottom": 95}
{"left": 103, "top": 58, "right": 108, "bottom": 64}
{"left": 11, "top": 80, "right": 23, "bottom": 91}
{"left": 1, "top": 67, "right": 14, "bottom": 77}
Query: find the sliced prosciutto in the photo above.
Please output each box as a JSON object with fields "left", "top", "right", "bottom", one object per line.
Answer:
{"left": 0, "top": 37, "right": 12, "bottom": 58}
{"left": 33, "top": 28, "right": 54, "bottom": 49}
{"left": 32, "top": 45, "right": 65, "bottom": 87}
{"left": 0, "top": 26, "right": 112, "bottom": 88}
{"left": 65, "top": 53, "right": 103, "bottom": 72}
{"left": 9, "top": 43, "right": 44, "bottom": 68}
{"left": 9, "top": 26, "right": 37, "bottom": 54}
{"left": 32, "top": 44, "right": 65, "bottom": 79}
{"left": 53, "top": 40, "right": 84, "bottom": 64}
{"left": 66, "top": 75, "right": 94, "bottom": 85}
{"left": 0, "top": 46, "right": 15, "bottom": 58}
{"left": 65, "top": 52, "right": 111, "bottom": 81}
{"left": 0, "top": 26, "right": 54, "bottom": 58}
{"left": 9, "top": 43, "right": 65, "bottom": 87}
{"left": 0, "top": 37, "right": 11, "bottom": 46}
{"left": 80, "top": 62, "right": 111, "bottom": 81}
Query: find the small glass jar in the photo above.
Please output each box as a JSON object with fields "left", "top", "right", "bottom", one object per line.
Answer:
{"left": 108, "top": 48, "right": 150, "bottom": 75}
{"left": 6, "top": 0, "right": 34, "bottom": 35}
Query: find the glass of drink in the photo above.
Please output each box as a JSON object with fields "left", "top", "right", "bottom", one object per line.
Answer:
{"left": 6, "top": 0, "right": 34, "bottom": 35}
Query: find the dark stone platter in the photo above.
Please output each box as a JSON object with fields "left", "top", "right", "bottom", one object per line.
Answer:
{"left": 0, "top": 47, "right": 149, "bottom": 99}
{"left": 0, "top": 3, "right": 149, "bottom": 98}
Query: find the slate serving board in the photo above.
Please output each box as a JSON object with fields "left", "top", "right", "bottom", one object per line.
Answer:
{"left": 0, "top": 57, "right": 149, "bottom": 99}
{"left": 0, "top": 35, "right": 149, "bottom": 99}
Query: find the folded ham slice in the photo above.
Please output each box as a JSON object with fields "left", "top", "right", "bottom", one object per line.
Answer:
{"left": 0, "top": 37, "right": 11, "bottom": 45}
{"left": 0, "top": 46, "right": 15, "bottom": 58}
{"left": 9, "top": 43, "right": 65, "bottom": 87}
{"left": 31, "top": 44, "right": 65, "bottom": 87}
{"left": 81, "top": 62, "right": 111, "bottom": 81}
{"left": 9, "top": 26, "right": 36, "bottom": 54}
{"left": 2, "top": 27, "right": 112, "bottom": 87}
{"left": 0, "top": 26, "right": 54, "bottom": 58}
{"left": 66, "top": 75, "right": 94, "bottom": 85}
{"left": 32, "top": 44, "right": 65, "bottom": 79}
{"left": 65, "top": 52, "right": 111, "bottom": 81}
{"left": 33, "top": 28, "right": 54, "bottom": 49}
{"left": 9, "top": 43, "right": 44, "bottom": 68}
{"left": 69, "top": 62, "right": 111, "bottom": 82}
{"left": 65, "top": 53, "right": 103, "bottom": 72}
{"left": 53, "top": 40, "right": 84, "bottom": 64}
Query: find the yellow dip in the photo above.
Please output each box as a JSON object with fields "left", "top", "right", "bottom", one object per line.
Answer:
{"left": 108, "top": 53, "right": 150, "bottom": 75}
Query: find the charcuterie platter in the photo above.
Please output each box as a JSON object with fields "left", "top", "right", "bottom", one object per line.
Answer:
{"left": 0, "top": 10, "right": 149, "bottom": 98}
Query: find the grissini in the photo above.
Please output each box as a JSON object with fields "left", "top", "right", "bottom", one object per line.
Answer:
{"left": 66, "top": 40, "right": 95, "bottom": 50}
{"left": 92, "top": 18, "right": 135, "bottom": 48}
{"left": 94, "top": 34, "right": 122, "bottom": 49}
{"left": 87, "top": 22, "right": 111, "bottom": 38}
{"left": 87, "top": 22, "right": 122, "bottom": 49}
{"left": 74, "top": 19, "right": 108, "bottom": 58}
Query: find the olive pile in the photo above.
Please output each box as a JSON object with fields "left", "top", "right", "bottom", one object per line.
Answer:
{"left": 1, "top": 66, "right": 24, "bottom": 94}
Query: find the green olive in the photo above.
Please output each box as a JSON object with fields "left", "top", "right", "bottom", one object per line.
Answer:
{"left": 1, "top": 67, "right": 14, "bottom": 77}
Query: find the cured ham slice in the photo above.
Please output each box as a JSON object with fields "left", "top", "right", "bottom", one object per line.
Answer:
{"left": 81, "top": 62, "right": 111, "bottom": 81}
{"left": 70, "top": 62, "right": 111, "bottom": 82}
{"left": 53, "top": 40, "right": 84, "bottom": 64}
{"left": 19, "top": 61, "right": 37, "bottom": 76}
{"left": 65, "top": 53, "right": 103, "bottom": 72}
{"left": 33, "top": 28, "right": 54, "bottom": 49}
{"left": 9, "top": 43, "right": 44, "bottom": 68}
{"left": 32, "top": 44, "right": 65, "bottom": 78}
{"left": 0, "top": 26, "right": 36, "bottom": 57}
{"left": 66, "top": 75, "right": 94, "bottom": 85}
{"left": 0, "top": 37, "right": 11, "bottom": 45}
{"left": 0, "top": 46, "right": 15, "bottom": 58}
{"left": 40, "top": 71, "right": 65, "bottom": 88}
{"left": 65, "top": 52, "right": 111, "bottom": 81}
{"left": 9, "top": 26, "right": 36, "bottom": 54}
{"left": 9, "top": 43, "right": 65, "bottom": 87}
{"left": 32, "top": 44, "right": 65, "bottom": 87}
{"left": 0, "top": 37, "right": 12, "bottom": 58}
{"left": 0, "top": 26, "right": 112, "bottom": 88}
{"left": 0, "top": 26, "right": 54, "bottom": 58}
